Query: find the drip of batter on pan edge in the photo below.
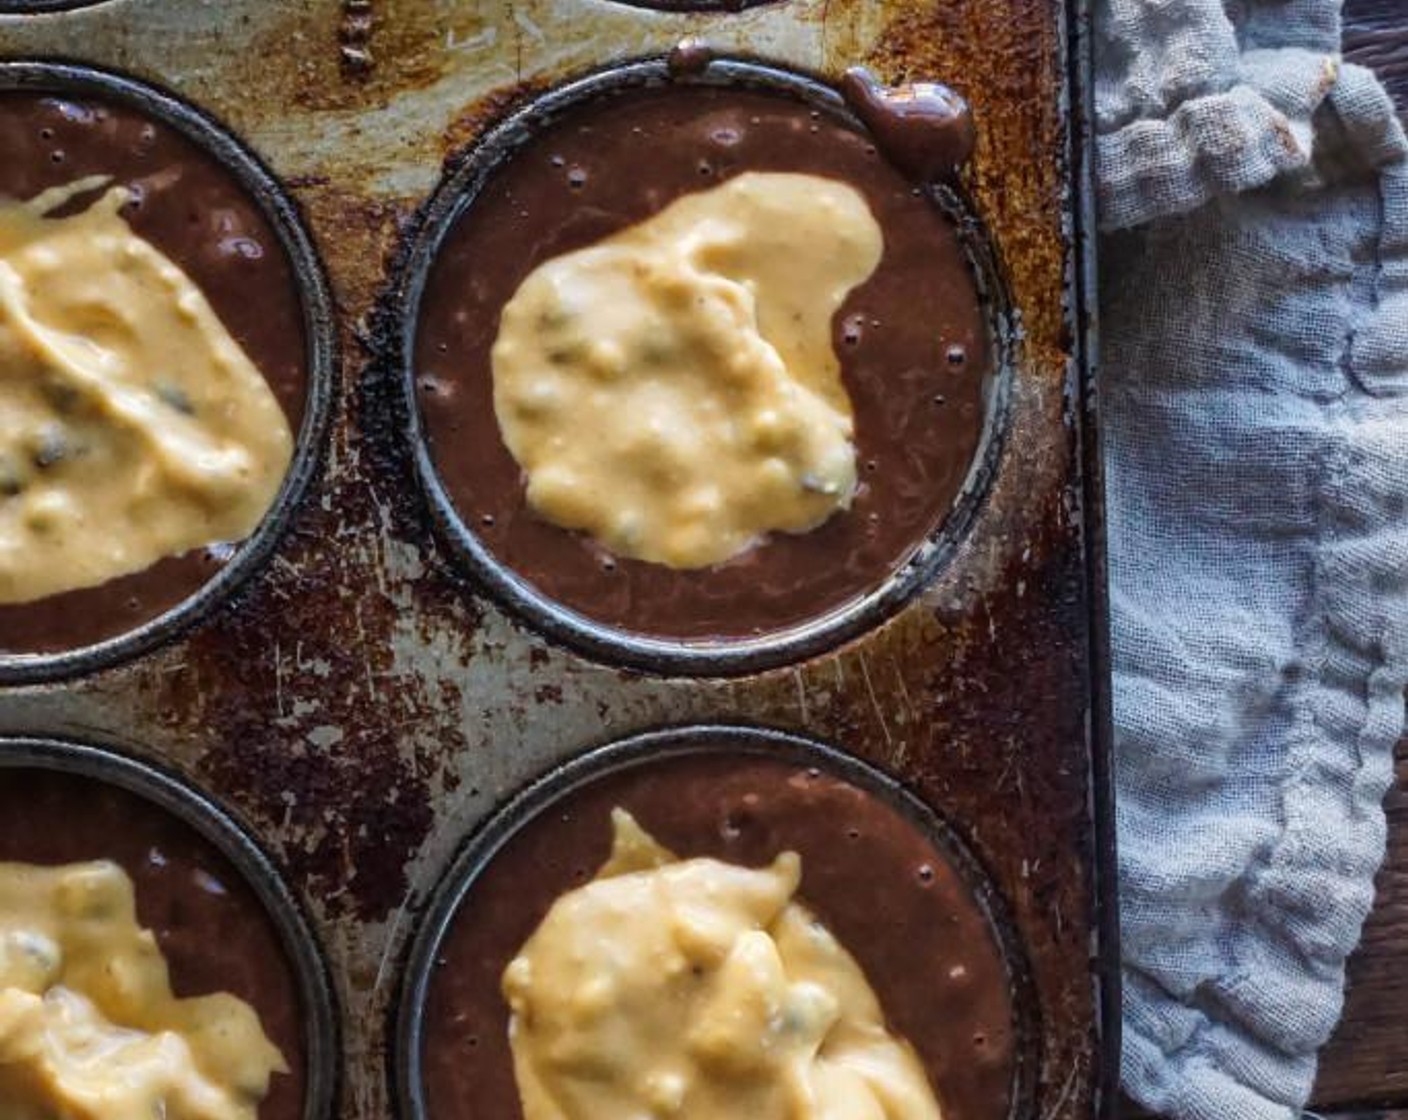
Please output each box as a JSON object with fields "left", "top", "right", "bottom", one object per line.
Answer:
{"left": 502, "top": 809, "right": 943, "bottom": 1120}
{"left": 0, "top": 860, "right": 286, "bottom": 1120}
{"left": 0, "top": 178, "right": 293, "bottom": 605}
{"left": 667, "top": 37, "right": 715, "bottom": 78}
{"left": 491, "top": 171, "right": 883, "bottom": 570}
{"left": 840, "top": 68, "right": 975, "bottom": 183}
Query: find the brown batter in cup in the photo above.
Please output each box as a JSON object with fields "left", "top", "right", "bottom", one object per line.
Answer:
{"left": 0, "top": 91, "right": 308, "bottom": 656}
{"left": 0, "top": 765, "right": 308, "bottom": 1120}
{"left": 415, "top": 735, "right": 1023, "bottom": 1120}
{"left": 413, "top": 75, "right": 995, "bottom": 644}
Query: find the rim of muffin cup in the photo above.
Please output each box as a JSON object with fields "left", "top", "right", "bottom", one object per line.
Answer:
{"left": 0, "top": 734, "right": 341, "bottom": 1120}
{"left": 0, "top": 1, "right": 114, "bottom": 12}
{"left": 0, "top": 60, "right": 337, "bottom": 686}
{"left": 395, "top": 54, "right": 1016, "bottom": 677}
{"left": 598, "top": 0, "right": 781, "bottom": 9}
{"left": 394, "top": 722, "right": 1037, "bottom": 1120}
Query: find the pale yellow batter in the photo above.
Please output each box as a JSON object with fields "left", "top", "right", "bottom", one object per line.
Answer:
{"left": 502, "top": 810, "right": 942, "bottom": 1120}
{"left": 491, "top": 172, "right": 883, "bottom": 569}
{"left": 0, "top": 179, "right": 293, "bottom": 605}
{"left": 0, "top": 860, "right": 286, "bottom": 1120}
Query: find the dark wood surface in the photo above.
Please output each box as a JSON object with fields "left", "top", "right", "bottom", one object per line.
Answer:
{"left": 1312, "top": 1113, "right": 1408, "bottom": 1120}
{"left": 1314, "top": 733, "right": 1408, "bottom": 1113}
{"left": 1312, "top": 6, "right": 1408, "bottom": 1115}
{"left": 1343, "top": 0, "right": 1408, "bottom": 98}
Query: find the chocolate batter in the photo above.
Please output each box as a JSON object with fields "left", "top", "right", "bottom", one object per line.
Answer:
{"left": 420, "top": 747, "right": 1019, "bottom": 1120}
{"left": 0, "top": 767, "right": 306, "bottom": 1120}
{"left": 415, "top": 81, "right": 991, "bottom": 640}
{"left": 840, "top": 69, "right": 977, "bottom": 183}
{"left": 0, "top": 92, "right": 307, "bottom": 655}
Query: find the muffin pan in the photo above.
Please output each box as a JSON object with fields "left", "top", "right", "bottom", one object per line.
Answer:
{"left": 0, "top": 2, "right": 1113, "bottom": 1120}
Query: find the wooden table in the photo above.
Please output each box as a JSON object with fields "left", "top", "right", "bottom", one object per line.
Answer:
{"left": 1316, "top": 734, "right": 1408, "bottom": 1119}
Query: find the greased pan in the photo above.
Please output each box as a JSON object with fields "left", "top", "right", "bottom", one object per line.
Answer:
{"left": 0, "top": 2, "right": 1115, "bottom": 1119}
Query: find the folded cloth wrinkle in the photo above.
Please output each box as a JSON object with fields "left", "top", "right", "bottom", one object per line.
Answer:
{"left": 1096, "top": 0, "right": 1408, "bottom": 1115}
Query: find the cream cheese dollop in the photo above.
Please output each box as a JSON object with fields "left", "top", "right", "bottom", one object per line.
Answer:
{"left": 501, "top": 809, "right": 942, "bottom": 1120}
{"left": 0, "top": 179, "right": 293, "bottom": 604}
{"left": 0, "top": 860, "right": 286, "bottom": 1120}
{"left": 491, "top": 172, "right": 883, "bottom": 569}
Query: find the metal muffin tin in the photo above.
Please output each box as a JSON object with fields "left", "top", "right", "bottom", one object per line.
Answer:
{"left": 395, "top": 55, "right": 1014, "bottom": 675}
{"left": 396, "top": 723, "right": 1037, "bottom": 1120}
{"left": 0, "top": 734, "right": 341, "bottom": 1120}
{"left": 0, "top": 2, "right": 1115, "bottom": 1120}
{"left": 0, "top": 60, "right": 339, "bottom": 687}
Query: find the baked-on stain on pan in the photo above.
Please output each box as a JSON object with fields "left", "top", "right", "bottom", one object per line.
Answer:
{"left": 396, "top": 56, "right": 1013, "bottom": 676}
{"left": 396, "top": 725, "right": 1036, "bottom": 1120}
{"left": 0, "top": 735, "right": 340, "bottom": 1120}
{"left": 0, "top": 62, "right": 337, "bottom": 684}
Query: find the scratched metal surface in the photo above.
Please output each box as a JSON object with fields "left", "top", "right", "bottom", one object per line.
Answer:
{"left": 0, "top": 2, "right": 1109, "bottom": 1119}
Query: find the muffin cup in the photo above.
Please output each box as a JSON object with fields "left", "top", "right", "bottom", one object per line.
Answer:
{"left": 0, "top": 734, "right": 341, "bottom": 1120}
{"left": 396, "top": 723, "right": 1036, "bottom": 1120}
{"left": 396, "top": 55, "right": 1014, "bottom": 676}
{"left": 0, "top": 61, "right": 337, "bottom": 684}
